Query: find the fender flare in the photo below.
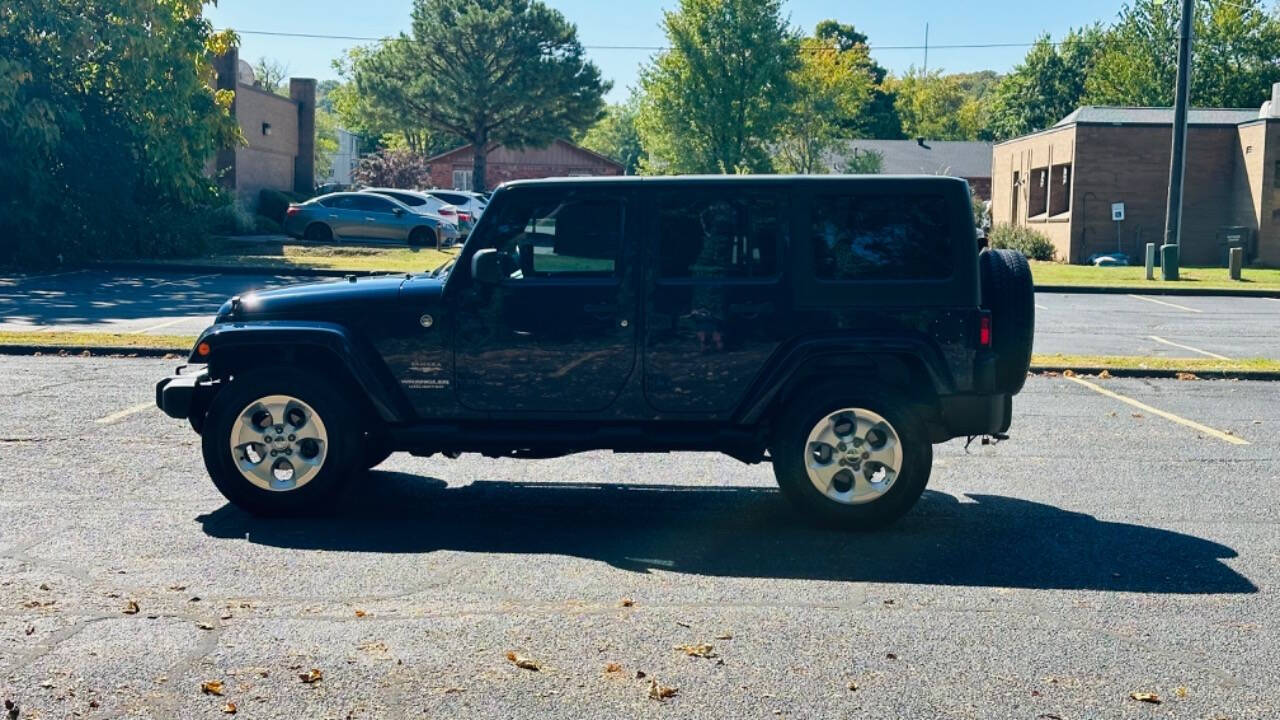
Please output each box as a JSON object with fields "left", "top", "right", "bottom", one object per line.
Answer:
{"left": 191, "top": 321, "right": 415, "bottom": 423}
{"left": 733, "top": 336, "right": 957, "bottom": 425}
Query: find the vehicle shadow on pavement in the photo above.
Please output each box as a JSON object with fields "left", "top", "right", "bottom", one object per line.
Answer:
{"left": 197, "top": 474, "right": 1257, "bottom": 595}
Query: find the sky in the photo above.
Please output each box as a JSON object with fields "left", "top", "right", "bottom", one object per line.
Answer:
{"left": 206, "top": 0, "right": 1123, "bottom": 102}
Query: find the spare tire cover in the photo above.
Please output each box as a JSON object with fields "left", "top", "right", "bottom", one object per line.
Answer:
{"left": 979, "top": 248, "right": 1035, "bottom": 394}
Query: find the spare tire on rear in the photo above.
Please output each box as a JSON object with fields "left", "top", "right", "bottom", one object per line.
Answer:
{"left": 979, "top": 248, "right": 1035, "bottom": 394}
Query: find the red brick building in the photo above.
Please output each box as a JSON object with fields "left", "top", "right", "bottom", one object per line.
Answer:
{"left": 426, "top": 139, "right": 623, "bottom": 191}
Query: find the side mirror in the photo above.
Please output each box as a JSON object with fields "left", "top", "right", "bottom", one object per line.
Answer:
{"left": 471, "top": 248, "right": 504, "bottom": 285}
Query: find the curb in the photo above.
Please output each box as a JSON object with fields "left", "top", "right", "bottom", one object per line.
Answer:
{"left": 0, "top": 344, "right": 184, "bottom": 358}
{"left": 1030, "top": 364, "right": 1280, "bottom": 382}
{"left": 84, "top": 262, "right": 385, "bottom": 278}
{"left": 1034, "top": 284, "right": 1280, "bottom": 298}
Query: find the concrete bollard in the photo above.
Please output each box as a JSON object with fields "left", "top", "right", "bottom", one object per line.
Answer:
{"left": 1229, "top": 246, "right": 1243, "bottom": 281}
{"left": 1160, "top": 244, "right": 1180, "bottom": 281}
{"left": 1145, "top": 243, "right": 1156, "bottom": 280}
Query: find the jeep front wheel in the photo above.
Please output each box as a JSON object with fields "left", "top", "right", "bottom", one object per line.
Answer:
{"left": 200, "top": 369, "right": 357, "bottom": 515}
{"left": 772, "top": 391, "right": 931, "bottom": 530}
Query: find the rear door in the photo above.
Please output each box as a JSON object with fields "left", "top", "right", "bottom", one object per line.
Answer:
{"left": 643, "top": 184, "right": 791, "bottom": 414}
{"left": 351, "top": 195, "right": 404, "bottom": 241}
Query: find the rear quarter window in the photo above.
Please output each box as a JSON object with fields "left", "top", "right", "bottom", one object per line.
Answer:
{"left": 810, "top": 194, "right": 951, "bottom": 280}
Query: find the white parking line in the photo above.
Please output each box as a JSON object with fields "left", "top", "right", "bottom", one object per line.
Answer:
{"left": 95, "top": 402, "right": 154, "bottom": 425}
{"left": 11, "top": 269, "right": 88, "bottom": 284}
{"left": 1034, "top": 303, "right": 1048, "bottom": 310}
{"left": 1064, "top": 375, "right": 1248, "bottom": 445}
{"left": 1127, "top": 294, "right": 1202, "bottom": 313}
{"left": 128, "top": 317, "right": 194, "bottom": 335}
{"left": 152, "top": 273, "right": 218, "bottom": 288}
{"left": 1147, "top": 335, "right": 1231, "bottom": 361}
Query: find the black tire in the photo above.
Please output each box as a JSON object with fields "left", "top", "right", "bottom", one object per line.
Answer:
{"left": 304, "top": 222, "right": 333, "bottom": 243}
{"left": 408, "top": 227, "right": 431, "bottom": 247}
{"left": 771, "top": 386, "right": 932, "bottom": 530}
{"left": 200, "top": 368, "right": 359, "bottom": 516}
{"left": 980, "top": 248, "right": 1035, "bottom": 394}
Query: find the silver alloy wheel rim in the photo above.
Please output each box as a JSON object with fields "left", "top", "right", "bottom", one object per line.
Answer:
{"left": 804, "top": 407, "right": 903, "bottom": 505}
{"left": 229, "top": 394, "right": 328, "bottom": 492}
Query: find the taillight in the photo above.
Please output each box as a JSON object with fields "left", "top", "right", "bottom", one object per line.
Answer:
{"left": 286, "top": 205, "right": 300, "bottom": 217}
{"left": 439, "top": 208, "right": 455, "bottom": 216}
{"left": 979, "top": 312, "right": 992, "bottom": 348}
{"left": 458, "top": 212, "right": 471, "bottom": 223}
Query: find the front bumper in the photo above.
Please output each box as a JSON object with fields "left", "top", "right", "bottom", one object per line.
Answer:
{"left": 155, "top": 367, "right": 211, "bottom": 420}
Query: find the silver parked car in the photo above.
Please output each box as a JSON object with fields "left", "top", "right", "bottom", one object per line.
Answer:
{"left": 284, "top": 192, "right": 461, "bottom": 247}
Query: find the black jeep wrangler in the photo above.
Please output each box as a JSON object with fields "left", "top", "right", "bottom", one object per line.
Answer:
{"left": 157, "top": 176, "right": 1033, "bottom": 529}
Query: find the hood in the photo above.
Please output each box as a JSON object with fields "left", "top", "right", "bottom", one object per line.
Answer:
{"left": 215, "top": 275, "right": 409, "bottom": 322}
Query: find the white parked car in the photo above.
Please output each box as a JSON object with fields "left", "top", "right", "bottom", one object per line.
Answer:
{"left": 425, "top": 189, "right": 488, "bottom": 224}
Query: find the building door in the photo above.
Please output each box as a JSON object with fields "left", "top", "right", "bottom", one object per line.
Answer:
{"left": 452, "top": 189, "right": 636, "bottom": 412}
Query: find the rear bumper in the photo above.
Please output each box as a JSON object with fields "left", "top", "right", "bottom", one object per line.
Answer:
{"left": 155, "top": 368, "right": 211, "bottom": 420}
{"left": 939, "top": 393, "right": 1012, "bottom": 438}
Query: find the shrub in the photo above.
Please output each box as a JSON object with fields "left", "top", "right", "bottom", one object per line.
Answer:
{"left": 988, "top": 224, "right": 1056, "bottom": 261}
{"left": 207, "top": 202, "right": 257, "bottom": 235}
{"left": 257, "top": 188, "right": 294, "bottom": 224}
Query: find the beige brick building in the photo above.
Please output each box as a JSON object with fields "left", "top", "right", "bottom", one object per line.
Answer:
{"left": 211, "top": 49, "right": 315, "bottom": 205}
{"left": 991, "top": 98, "right": 1280, "bottom": 266}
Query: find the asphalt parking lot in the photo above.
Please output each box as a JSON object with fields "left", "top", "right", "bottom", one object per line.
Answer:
{"left": 1, "top": 355, "right": 1277, "bottom": 718}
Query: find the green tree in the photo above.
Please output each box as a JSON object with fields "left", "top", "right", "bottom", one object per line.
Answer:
{"left": 986, "top": 27, "right": 1103, "bottom": 140}
{"left": 578, "top": 97, "right": 646, "bottom": 175}
{"left": 354, "top": 0, "right": 608, "bottom": 191}
{"left": 331, "top": 48, "right": 434, "bottom": 154}
{"left": 1086, "top": 0, "right": 1280, "bottom": 107}
{"left": 814, "top": 19, "right": 902, "bottom": 139}
{"left": 888, "top": 68, "right": 989, "bottom": 141}
{"left": 636, "top": 0, "right": 798, "bottom": 174}
{"left": 252, "top": 57, "right": 290, "bottom": 94}
{"left": 0, "top": 0, "right": 239, "bottom": 266}
{"left": 774, "top": 35, "right": 875, "bottom": 173}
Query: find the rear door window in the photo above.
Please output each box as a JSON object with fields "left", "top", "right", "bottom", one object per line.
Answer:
{"left": 810, "top": 194, "right": 951, "bottom": 280}
{"left": 657, "top": 189, "right": 782, "bottom": 279}
{"left": 353, "top": 195, "right": 397, "bottom": 214}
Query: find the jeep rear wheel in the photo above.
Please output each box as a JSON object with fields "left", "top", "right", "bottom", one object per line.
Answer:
{"left": 201, "top": 369, "right": 357, "bottom": 516}
{"left": 772, "top": 390, "right": 931, "bottom": 530}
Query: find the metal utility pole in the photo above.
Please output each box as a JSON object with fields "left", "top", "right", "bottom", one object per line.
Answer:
{"left": 1163, "top": 0, "right": 1194, "bottom": 252}
{"left": 923, "top": 23, "right": 929, "bottom": 74}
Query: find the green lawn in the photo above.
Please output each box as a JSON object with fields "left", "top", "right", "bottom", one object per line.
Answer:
{"left": 128, "top": 240, "right": 459, "bottom": 275}
{"left": 0, "top": 331, "right": 195, "bottom": 351}
{"left": 1030, "top": 261, "right": 1280, "bottom": 291}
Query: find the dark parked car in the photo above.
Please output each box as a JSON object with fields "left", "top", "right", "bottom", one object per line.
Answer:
{"left": 158, "top": 176, "right": 1034, "bottom": 529}
{"left": 283, "top": 192, "right": 460, "bottom": 247}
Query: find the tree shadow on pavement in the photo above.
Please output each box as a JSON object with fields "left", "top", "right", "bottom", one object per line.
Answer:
{"left": 197, "top": 473, "right": 1256, "bottom": 595}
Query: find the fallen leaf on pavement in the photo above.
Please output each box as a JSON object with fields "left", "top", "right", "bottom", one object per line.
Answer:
{"left": 1175, "top": 686, "right": 1188, "bottom": 698}
{"left": 674, "top": 643, "right": 717, "bottom": 658}
{"left": 39, "top": 583, "right": 50, "bottom": 591}
{"left": 1062, "top": 369, "right": 1077, "bottom": 378}
{"left": 298, "top": 668, "right": 323, "bottom": 684}
{"left": 619, "top": 598, "right": 634, "bottom": 607}
{"left": 1131, "top": 412, "right": 1144, "bottom": 419}
{"left": 168, "top": 585, "right": 187, "bottom": 591}
{"left": 1176, "top": 372, "right": 1198, "bottom": 381}
{"left": 1130, "top": 691, "right": 1161, "bottom": 704}
{"left": 354, "top": 609, "right": 366, "bottom": 618}
{"left": 604, "top": 663, "right": 622, "bottom": 674}
{"left": 635, "top": 670, "right": 646, "bottom": 680}
{"left": 715, "top": 632, "right": 733, "bottom": 640}
{"left": 675, "top": 620, "right": 692, "bottom": 628}
{"left": 123, "top": 600, "right": 140, "bottom": 615}
{"left": 848, "top": 681, "right": 858, "bottom": 691}
{"left": 648, "top": 679, "right": 678, "bottom": 701}
{"left": 885, "top": 652, "right": 897, "bottom": 660}
{"left": 1097, "top": 370, "right": 1113, "bottom": 379}
{"left": 505, "top": 651, "right": 541, "bottom": 671}
{"left": 219, "top": 612, "right": 233, "bottom": 620}
{"left": 25, "top": 625, "right": 34, "bottom": 636}
{"left": 196, "top": 621, "right": 215, "bottom": 630}
{"left": 200, "top": 680, "right": 225, "bottom": 696}
{"left": 221, "top": 701, "right": 237, "bottom": 714}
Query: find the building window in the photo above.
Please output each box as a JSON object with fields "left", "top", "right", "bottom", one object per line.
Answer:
{"left": 1010, "top": 171, "right": 1019, "bottom": 223}
{"left": 452, "top": 169, "right": 473, "bottom": 191}
{"left": 1028, "top": 168, "right": 1049, "bottom": 218}
{"left": 1049, "top": 163, "right": 1072, "bottom": 216}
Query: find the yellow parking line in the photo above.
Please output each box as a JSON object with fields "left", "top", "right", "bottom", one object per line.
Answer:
{"left": 1064, "top": 375, "right": 1248, "bottom": 445}
{"left": 1127, "top": 294, "right": 1202, "bottom": 313}
{"left": 1147, "top": 335, "right": 1231, "bottom": 361}
{"left": 95, "top": 402, "right": 153, "bottom": 425}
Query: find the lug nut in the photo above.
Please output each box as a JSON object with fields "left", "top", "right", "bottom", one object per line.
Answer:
{"left": 275, "top": 425, "right": 284, "bottom": 433}
{"left": 862, "top": 451, "right": 870, "bottom": 459}
{"left": 288, "top": 434, "right": 296, "bottom": 441}
{"left": 270, "top": 450, "right": 278, "bottom": 456}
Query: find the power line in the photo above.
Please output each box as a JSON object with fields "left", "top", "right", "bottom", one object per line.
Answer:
{"left": 221, "top": 28, "right": 1139, "bottom": 52}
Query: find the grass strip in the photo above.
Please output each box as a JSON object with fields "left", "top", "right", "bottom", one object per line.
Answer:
{"left": 1032, "top": 353, "right": 1280, "bottom": 374}
{"left": 0, "top": 331, "right": 196, "bottom": 351}
{"left": 1030, "top": 261, "right": 1280, "bottom": 291}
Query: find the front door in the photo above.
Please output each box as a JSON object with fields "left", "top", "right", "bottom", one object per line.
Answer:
{"left": 453, "top": 188, "right": 636, "bottom": 413}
